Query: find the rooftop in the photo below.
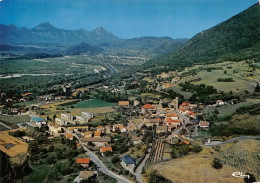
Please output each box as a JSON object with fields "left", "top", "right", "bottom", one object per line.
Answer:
{"left": 31, "top": 117, "right": 45, "bottom": 122}
{"left": 76, "top": 158, "right": 90, "bottom": 164}
{"left": 100, "top": 146, "right": 113, "bottom": 153}
{"left": 142, "top": 104, "right": 155, "bottom": 109}
{"left": 121, "top": 155, "right": 136, "bottom": 165}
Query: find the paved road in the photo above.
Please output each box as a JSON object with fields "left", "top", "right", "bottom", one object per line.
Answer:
{"left": 194, "top": 125, "right": 199, "bottom": 137}
{"left": 175, "top": 110, "right": 190, "bottom": 125}
{"left": 204, "top": 136, "right": 260, "bottom": 146}
{"left": 172, "top": 126, "right": 185, "bottom": 135}
{"left": 134, "top": 151, "right": 150, "bottom": 183}
{"left": 74, "top": 135, "right": 130, "bottom": 183}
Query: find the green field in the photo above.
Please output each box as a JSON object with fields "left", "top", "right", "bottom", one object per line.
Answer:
{"left": 72, "top": 99, "right": 116, "bottom": 108}
{"left": 180, "top": 61, "right": 259, "bottom": 93}
{"left": 24, "top": 164, "right": 50, "bottom": 183}
{"left": 168, "top": 85, "right": 193, "bottom": 99}
{"left": 217, "top": 99, "right": 260, "bottom": 119}
{"left": 0, "top": 115, "right": 30, "bottom": 124}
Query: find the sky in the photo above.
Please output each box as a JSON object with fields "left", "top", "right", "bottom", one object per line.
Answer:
{"left": 0, "top": 0, "right": 257, "bottom": 39}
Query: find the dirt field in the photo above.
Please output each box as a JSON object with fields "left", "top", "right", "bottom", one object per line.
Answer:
{"left": 147, "top": 147, "right": 244, "bottom": 183}
{"left": 0, "top": 130, "right": 28, "bottom": 157}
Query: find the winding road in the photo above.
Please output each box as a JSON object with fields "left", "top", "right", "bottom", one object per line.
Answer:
{"left": 74, "top": 135, "right": 130, "bottom": 183}
{"left": 204, "top": 136, "right": 260, "bottom": 146}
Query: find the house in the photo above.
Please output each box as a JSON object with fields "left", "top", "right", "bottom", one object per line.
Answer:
{"left": 55, "top": 118, "right": 67, "bottom": 126}
{"left": 121, "top": 155, "right": 136, "bottom": 168}
{"left": 82, "top": 137, "right": 111, "bottom": 147}
{"left": 143, "top": 118, "right": 161, "bottom": 126}
{"left": 199, "top": 121, "right": 209, "bottom": 129}
{"left": 189, "top": 104, "right": 198, "bottom": 109}
{"left": 216, "top": 100, "right": 225, "bottom": 106}
{"left": 141, "top": 104, "right": 156, "bottom": 114}
{"left": 67, "top": 126, "right": 89, "bottom": 133}
{"left": 76, "top": 116, "right": 89, "bottom": 124}
{"left": 61, "top": 113, "right": 74, "bottom": 121}
{"left": 82, "top": 112, "right": 94, "bottom": 119}
{"left": 133, "top": 100, "right": 140, "bottom": 106}
{"left": 166, "top": 113, "right": 178, "bottom": 120}
{"left": 187, "top": 110, "right": 196, "bottom": 119}
{"left": 84, "top": 131, "right": 93, "bottom": 138}
{"left": 180, "top": 140, "right": 190, "bottom": 145}
{"left": 179, "top": 102, "right": 190, "bottom": 110}
{"left": 31, "top": 117, "right": 47, "bottom": 126}
{"left": 94, "top": 131, "right": 101, "bottom": 138}
{"left": 166, "top": 118, "right": 181, "bottom": 128}
{"left": 66, "top": 133, "right": 73, "bottom": 140}
{"left": 156, "top": 126, "right": 168, "bottom": 134}
{"left": 179, "top": 108, "right": 186, "bottom": 114}
{"left": 112, "top": 124, "right": 126, "bottom": 132}
{"left": 131, "top": 136, "right": 143, "bottom": 144}
{"left": 96, "top": 126, "right": 106, "bottom": 134}
{"left": 118, "top": 101, "right": 130, "bottom": 107}
{"left": 126, "top": 123, "right": 138, "bottom": 132}
{"left": 157, "top": 110, "right": 167, "bottom": 117}
{"left": 76, "top": 158, "right": 90, "bottom": 167}
{"left": 48, "top": 123, "right": 63, "bottom": 134}
{"left": 100, "top": 146, "right": 113, "bottom": 156}
{"left": 105, "top": 125, "right": 111, "bottom": 134}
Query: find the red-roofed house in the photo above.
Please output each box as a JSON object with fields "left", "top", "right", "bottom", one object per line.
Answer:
{"left": 141, "top": 104, "right": 156, "bottom": 114}
{"left": 76, "top": 158, "right": 90, "bottom": 167}
{"left": 100, "top": 146, "right": 113, "bottom": 156}
{"left": 165, "top": 118, "right": 181, "bottom": 127}
{"left": 166, "top": 113, "right": 178, "bottom": 120}
{"left": 179, "top": 102, "right": 190, "bottom": 110}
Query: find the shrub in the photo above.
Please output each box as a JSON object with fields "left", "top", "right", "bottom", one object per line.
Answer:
{"left": 211, "top": 158, "right": 223, "bottom": 169}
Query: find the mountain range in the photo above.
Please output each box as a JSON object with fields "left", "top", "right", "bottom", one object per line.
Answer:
{"left": 0, "top": 22, "right": 120, "bottom": 45}
{"left": 144, "top": 3, "right": 260, "bottom": 72}
{"left": 0, "top": 22, "right": 187, "bottom": 56}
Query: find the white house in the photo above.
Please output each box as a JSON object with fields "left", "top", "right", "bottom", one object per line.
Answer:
{"left": 61, "top": 113, "right": 74, "bottom": 121}
{"left": 76, "top": 116, "right": 89, "bottom": 124}
{"left": 82, "top": 112, "right": 94, "bottom": 119}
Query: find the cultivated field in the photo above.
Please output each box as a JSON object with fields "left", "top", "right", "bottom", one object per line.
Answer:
{"left": 72, "top": 99, "right": 116, "bottom": 108}
{"left": 0, "top": 115, "right": 30, "bottom": 124}
{"left": 0, "top": 130, "right": 28, "bottom": 157}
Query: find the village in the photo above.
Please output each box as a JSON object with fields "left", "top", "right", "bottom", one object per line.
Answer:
{"left": 0, "top": 86, "right": 217, "bottom": 183}
{"left": 0, "top": 66, "right": 247, "bottom": 183}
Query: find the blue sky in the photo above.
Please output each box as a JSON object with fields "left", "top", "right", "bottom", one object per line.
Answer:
{"left": 0, "top": 0, "right": 257, "bottom": 39}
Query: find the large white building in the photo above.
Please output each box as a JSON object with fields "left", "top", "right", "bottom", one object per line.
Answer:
{"left": 82, "top": 112, "right": 94, "bottom": 119}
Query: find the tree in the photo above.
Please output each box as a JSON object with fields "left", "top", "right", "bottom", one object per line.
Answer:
{"left": 104, "top": 151, "right": 113, "bottom": 156}
{"left": 211, "top": 158, "right": 223, "bottom": 169}
{"left": 111, "top": 156, "right": 120, "bottom": 164}
{"left": 244, "top": 172, "right": 256, "bottom": 183}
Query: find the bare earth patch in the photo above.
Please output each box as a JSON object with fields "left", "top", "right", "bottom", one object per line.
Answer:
{"left": 148, "top": 147, "right": 244, "bottom": 183}
{"left": 0, "top": 130, "right": 28, "bottom": 157}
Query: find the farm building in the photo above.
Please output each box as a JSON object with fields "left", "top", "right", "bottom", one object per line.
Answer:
{"left": 31, "top": 117, "right": 47, "bottom": 126}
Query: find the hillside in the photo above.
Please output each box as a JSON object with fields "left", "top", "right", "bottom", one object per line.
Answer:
{"left": 65, "top": 42, "right": 103, "bottom": 55}
{"left": 144, "top": 3, "right": 260, "bottom": 72}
